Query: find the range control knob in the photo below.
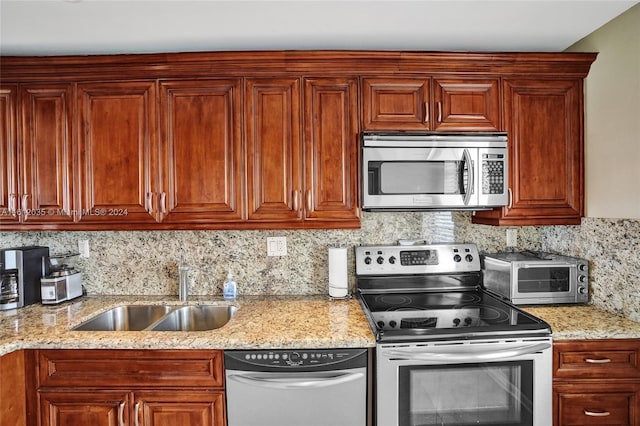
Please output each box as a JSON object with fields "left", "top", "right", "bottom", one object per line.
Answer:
{"left": 364, "top": 257, "right": 372, "bottom": 265}
{"left": 453, "top": 318, "right": 461, "bottom": 326}
{"left": 377, "top": 321, "right": 385, "bottom": 329}
{"left": 377, "top": 256, "right": 384, "bottom": 265}
{"left": 465, "top": 254, "right": 474, "bottom": 262}
{"left": 453, "top": 254, "right": 462, "bottom": 263}
{"left": 389, "top": 256, "right": 396, "bottom": 264}
{"left": 389, "top": 320, "right": 397, "bottom": 328}
{"left": 464, "top": 317, "right": 473, "bottom": 326}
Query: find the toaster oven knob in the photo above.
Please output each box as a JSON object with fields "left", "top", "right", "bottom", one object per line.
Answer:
{"left": 377, "top": 256, "right": 384, "bottom": 264}
{"left": 578, "top": 275, "right": 587, "bottom": 283}
{"left": 453, "top": 254, "right": 462, "bottom": 262}
{"left": 578, "top": 286, "right": 587, "bottom": 294}
{"left": 389, "top": 256, "right": 396, "bottom": 264}
{"left": 578, "top": 264, "right": 588, "bottom": 272}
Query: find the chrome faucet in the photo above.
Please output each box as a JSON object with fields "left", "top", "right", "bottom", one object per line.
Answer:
{"left": 178, "top": 257, "right": 191, "bottom": 301}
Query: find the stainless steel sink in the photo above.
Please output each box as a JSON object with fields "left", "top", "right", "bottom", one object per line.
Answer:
{"left": 72, "top": 304, "right": 236, "bottom": 331}
{"left": 149, "top": 305, "right": 237, "bottom": 331}
{"left": 72, "top": 305, "right": 173, "bottom": 331}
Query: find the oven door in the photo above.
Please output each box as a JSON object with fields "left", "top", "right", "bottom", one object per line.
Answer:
{"left": 512, "top": 263, "right": 583, "bottom": 304}
{"left": 362, "top": 145, "right": 479, "bottom": 210}
{"left": 376, "top": 337, "right": 552, "bottom": 426}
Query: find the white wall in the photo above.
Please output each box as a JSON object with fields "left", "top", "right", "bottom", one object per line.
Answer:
{"left": 566, "top": 4, "right": 640, "bottom": 219}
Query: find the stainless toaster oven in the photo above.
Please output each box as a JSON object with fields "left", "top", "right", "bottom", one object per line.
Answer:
{"left": 482, "top": 251, "right": 589, "bottom": 305}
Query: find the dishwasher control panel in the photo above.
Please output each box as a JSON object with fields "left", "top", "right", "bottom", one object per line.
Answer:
{"left": 225, "top": 348, "right": 367, "bottom": 370}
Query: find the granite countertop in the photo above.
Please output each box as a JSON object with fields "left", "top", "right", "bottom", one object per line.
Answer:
{"left": 524, "top": 305, "right": 640, "bottom": 340}
{"left": 3, "top": 297, "right": 640, "bottom": 357}
{"left": 0, "top": 295, "right": 377, "bottom": 357}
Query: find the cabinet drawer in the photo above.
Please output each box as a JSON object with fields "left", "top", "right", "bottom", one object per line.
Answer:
{"left": 554, "top": 340, "right": 640, "bottom": 379}
{"left": 554, "top": 384, "right": 639, "bottom": 426}
{"left": 38, "top": 349, "right": 224, "bottom": 388}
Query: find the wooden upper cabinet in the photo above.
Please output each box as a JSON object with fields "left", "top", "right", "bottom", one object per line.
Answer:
{"left": 76, "top": 81, "right": 158, "bottom": 224}
{"left": 304, "top": 77, "right": 360, "bottom": 225}
{"left": 474, "top": 79, "right": 583, "bottom": 226}
{"left": 362, "top": 76, "right": 501, "bottom": 132}
{"left": 0, "top": 84, "right": 19, "bottom": 224}
{"left": 159, "top": 79, "right": 244, "bottom": 224}
{"left": 362, "top": 78, "right": 431, "bottom": 130}
{"left": 433, "top": 78, "right": 501, "bottom": 131}
{"left": 245, "top": 77, "right": 302, "bottom": 222}
{"left": 19, "top": 84, "right": 75, "bottom": 224}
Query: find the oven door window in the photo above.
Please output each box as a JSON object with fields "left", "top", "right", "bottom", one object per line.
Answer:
{"left": 517, "top": 267, "right": 571, "bottom": 293}
{"left": 399, "top": 361, "right": 534, "bottom": 426}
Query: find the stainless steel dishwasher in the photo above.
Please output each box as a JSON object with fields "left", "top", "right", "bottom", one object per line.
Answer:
{"left": 225, "top": 348, "right": 368, "bottom": 426}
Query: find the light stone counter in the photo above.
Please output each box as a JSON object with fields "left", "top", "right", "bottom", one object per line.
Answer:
{"left": 523, "top": 305, "right": 640, "bottom": 340}
{"left": 0, "top": 295, "right": 376, "bottom": 357}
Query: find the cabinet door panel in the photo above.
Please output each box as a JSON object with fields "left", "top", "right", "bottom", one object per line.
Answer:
{"left": 77, "top": 81, "right": 158, "bottom": 223}
{"left": 304, "top": 78, "right": 360, "bottom": 223}
{"left": 0, "top": 85, "right": 19, "bottom": 223}
{"left": 362, "top": 78, "right": 430, "bottom": 130}
{"left": 40, "top": 391, "right": 129, "bottom": 426}
{"left": 554, "top": 383, "right": 639, "bottom": 426}
{"left": 136, "top": 391, "right": 225, "bottom": 426}
{"left": 474, "top": 79, "right": 583, "bottom": 226}
{"left": 433, "top": 78, "right": 501, "bottom": 131}
{"left": 20, "top": 84, "right": 75, "bottom": 223}
{"left": 159, "top": 80, "right": 243, "bottom": 223}
{"left": 245, "top": 77, "right": 302, "bottom": 221}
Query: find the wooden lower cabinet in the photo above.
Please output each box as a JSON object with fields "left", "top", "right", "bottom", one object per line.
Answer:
{"left": 37, "top": 349, "right": 226, "bottom": 426}
{"left": 553, "top": 339, "right": 640, "bottom": 426}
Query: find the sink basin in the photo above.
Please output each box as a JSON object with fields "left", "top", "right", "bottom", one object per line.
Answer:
{"left": 149, "top": 305, "right": 237, "bottom": 331}
{"left": 72, "top": 304, "right": 236, "bottom": 332}
{"left": 72, "top": 305, "right": 173, "bottom": 331}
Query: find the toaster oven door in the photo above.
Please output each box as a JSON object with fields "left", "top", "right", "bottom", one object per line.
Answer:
{"left": 512, "top": 263, "right": 582, "bottom": 304}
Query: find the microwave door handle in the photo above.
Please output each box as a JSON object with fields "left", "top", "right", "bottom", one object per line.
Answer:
{"left": 520, "top": 263, "right": 574, "bottom": 268}
{"left": 462, "top": 148, "right": 474, "bottom": 205}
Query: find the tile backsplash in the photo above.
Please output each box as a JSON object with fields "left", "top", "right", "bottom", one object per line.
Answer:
{"left": 2, "top": 214, "right": 638, "bottom": 321}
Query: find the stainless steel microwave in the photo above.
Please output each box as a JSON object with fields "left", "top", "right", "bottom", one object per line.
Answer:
{"left": 362, "top": 132, "right": 508, "bottom": 211}
{"left": 482, "top": 251, "right": 589, "bottom": 305}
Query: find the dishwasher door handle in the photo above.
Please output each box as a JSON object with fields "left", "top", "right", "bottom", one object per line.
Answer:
{"left": 227, "top": 371, "right": 364, "bottom": 390}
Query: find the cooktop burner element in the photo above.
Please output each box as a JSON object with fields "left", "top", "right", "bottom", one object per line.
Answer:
{"left": 355, "top": 243, "right": 551, "bottom": 341}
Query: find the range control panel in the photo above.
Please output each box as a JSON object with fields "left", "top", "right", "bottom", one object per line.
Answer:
{"left": 355, "top": 243, "right": 480, "bottom": 276}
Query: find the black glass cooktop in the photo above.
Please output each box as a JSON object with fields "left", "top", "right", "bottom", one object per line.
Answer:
{"left": 359, "top": 289, "right": 550, "bottom": 341}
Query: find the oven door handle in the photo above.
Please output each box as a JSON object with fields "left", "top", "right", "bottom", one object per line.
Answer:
{"left": 385, "top": 342, "right": 550, "bottom": 362}
{"left": 226, "top": 371, "right": 364, "bottom": 390}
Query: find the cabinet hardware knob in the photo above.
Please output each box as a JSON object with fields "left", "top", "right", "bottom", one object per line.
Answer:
{"left": 508, "top": 188, "right": 513, "bottom": 209}
{"left": 21, "top": 194, "right": 29, "bottom": 220}
{"left": 293, "top": 190, "right": 299, "bottom": 212}
{"left": 437, "top": 101, "right": 442, "bottom": 123}
{"left": 584, "top": 357, "right": 611, "bottom": 364}
{"left": 306, "top": 190, "right": 312, "bottom": 212}
{"left": 584, "top": 409, "right": 611, "bottom": 417}
{"left": 8, "top": 194, "right": 16, "bottom": 214}
{"left": 424, "top": 102, "right": 429, "bottom": 123}
{"left": 146, "top": 192, "right": 153, "bottom": 213}
{"left": 160, "top": 192, "right": 167, "bottom": 214}
{"left": 134, "top": 402, "right": 141, "bottom": 426}
{"left": 118, "top": 402, "right": 126, "bottom": 426}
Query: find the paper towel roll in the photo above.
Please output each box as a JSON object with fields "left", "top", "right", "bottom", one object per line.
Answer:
{"left": 328, "top": 247, "right": 348, "bottom": 298}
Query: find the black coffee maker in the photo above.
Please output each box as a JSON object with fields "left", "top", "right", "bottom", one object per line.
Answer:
{"left": 0, "top": 246, "right": 49, "bottom": 310}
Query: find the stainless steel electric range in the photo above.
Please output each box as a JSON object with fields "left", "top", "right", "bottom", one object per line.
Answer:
{"left": 355, "top": 243, "right": 552, "bottom": 426}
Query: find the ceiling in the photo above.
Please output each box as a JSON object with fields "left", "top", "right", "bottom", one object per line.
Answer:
{"left": 1, "top": 0, "right": 638, "bottom": 56}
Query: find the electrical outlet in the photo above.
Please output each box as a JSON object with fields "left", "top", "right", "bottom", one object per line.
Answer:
{"left": 267, "top": 236, "right": 287, "bottom": 256}
{"left": 78, "top": 239, "right": 90, "bottom": 258}
{"left": 506, "top": 229, "right": 518, "bottom": 248}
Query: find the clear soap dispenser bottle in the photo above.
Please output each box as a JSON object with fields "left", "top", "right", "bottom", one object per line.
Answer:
{"left": 223, "top": 268, "right": 237, "bottom": 301}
